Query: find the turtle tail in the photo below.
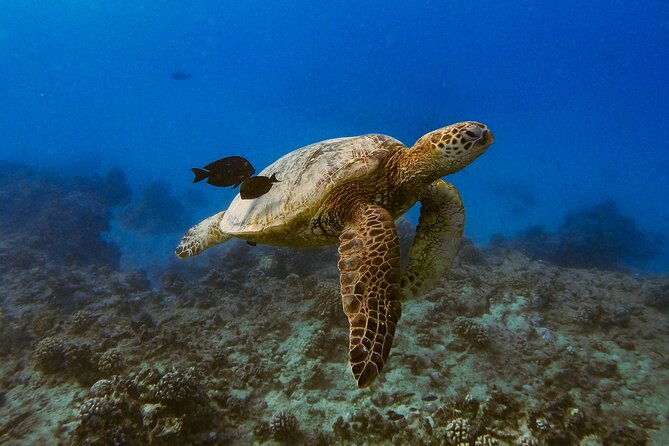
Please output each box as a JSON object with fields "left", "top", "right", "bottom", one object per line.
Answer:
{"left": 191, "top": 168, "right": 209, "bottom": 183}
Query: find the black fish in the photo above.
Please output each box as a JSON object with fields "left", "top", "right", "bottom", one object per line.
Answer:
{"left": 171, "top": 71, "right": 192, "bottom": 80}
{"left": 191, "top": 156, "right": 255, "bottom": 188}
{"left": 239, "top": 174, "right": 279, "bottom": 199}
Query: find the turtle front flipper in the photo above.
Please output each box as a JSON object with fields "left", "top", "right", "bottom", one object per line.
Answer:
{"left": 175, "top": 210, "right": 231, "bottom": 258}
{"left": 338, "top": 204, "right": 402, "bottom": 388}
{"left": 401, "top": 180, "right": 464, "bottom": 300}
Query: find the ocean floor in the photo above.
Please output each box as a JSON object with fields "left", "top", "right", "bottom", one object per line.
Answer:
{"left": 1, "top": 236, "right": 668, "bottom": 445}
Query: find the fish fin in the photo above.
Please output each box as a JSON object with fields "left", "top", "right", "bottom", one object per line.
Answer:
{"left": 191, "top": 168, "right": 209, "bottom": 183}
{"left": 239, "top": 178, "right": 253, "bottom": 199}
{"left": 269, "top": 173, "right": 280, "bottom": 182}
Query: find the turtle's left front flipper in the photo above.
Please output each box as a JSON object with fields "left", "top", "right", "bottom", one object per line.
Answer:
{"left": 175, "top": 210, "right": 231, "bottom": 258}
{"left": 338, "top": 204, "right": 402, "bottom": 388}
{"left": 401, "top": 179, "right": 465, "bottom": 300}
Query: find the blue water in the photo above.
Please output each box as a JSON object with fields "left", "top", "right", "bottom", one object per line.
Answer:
{"left": 1, "top": 1, "right": 668, "bottom": 272}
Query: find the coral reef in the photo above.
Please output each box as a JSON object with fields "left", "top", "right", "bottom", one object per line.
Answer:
{"left": 1, "top": 215, "right": 668, "bottom": 444}
{"left": 307, "top": 281, "right": 342, "bottom": 322}
{"left": 70, "top": 367, "right": 229, "bottom": 445}
{"left": 474, "top": 434, "right": 499, "bottom": 446}
{"left": 74, "top": 394, "right": 144, "bottom": 445}
{"left": 645, "top": 283, "right": 669, "bottom": 311}
{"left": 68, "top": 310, "right": 100, "bottom": 334}
{"left": 452, "top": 317, "right": 490, "bottom": 347}
{"left": 153, "top": 367, "right": 208, "bottom": 410}
{"left": 491, "top": 200, "right": 664, "bottom": 270}
{"left": 33, "top": 336, "right": 68, "bottom": 373}
{"left": 33, "top": 336, "right": 100, "bottom": 384}
{"left": 0, "top": 162, "right": 131, "bottom": 268}
{"left": 97, "top": 350, "right": 125, "bottom": 376}
{"left": 444, "top": 417, "right": 472, "bottom": 445}
{"left": 119, "top": 181, "right": 189, "bottom": 235}
{"left": 269, "top": 411, "right": 300, "bottom": 443}
{"left": 0, "top": 307, "right": 29, "bottom": 357}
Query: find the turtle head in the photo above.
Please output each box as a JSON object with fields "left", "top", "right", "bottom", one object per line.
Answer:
{"left": 414, "top": 121, "right": 493, "bottom": 176}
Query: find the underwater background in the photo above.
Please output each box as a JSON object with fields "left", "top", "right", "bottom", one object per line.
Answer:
{"left": 1, "top": 1, "right": 668, "bottom": 445}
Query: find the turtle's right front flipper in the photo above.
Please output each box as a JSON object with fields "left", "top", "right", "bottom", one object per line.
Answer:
{"left": 338, "top": 204, "right": 402, "bottom": 388}
{"left": 401, "top": 180, "right": 464, "bottom": 299}
{"left": 175, "top": 210, "right": 231, "bottom": 258}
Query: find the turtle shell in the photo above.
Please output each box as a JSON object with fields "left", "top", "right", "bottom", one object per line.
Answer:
{"left": 219, "top": 134, "right": 404, "bottom": 235}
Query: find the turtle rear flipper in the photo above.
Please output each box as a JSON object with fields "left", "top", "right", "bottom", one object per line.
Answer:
{"left": 175, "top": 210, "right": 231, "bottom": 258}
{"left": 338, "top": 204, "right": 402, "bottom": 388}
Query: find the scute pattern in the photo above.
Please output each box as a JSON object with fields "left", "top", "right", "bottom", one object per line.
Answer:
{"left": 219, "top": 135, "right": 403, "bottom": 235}
{"left": 338, "top": 204, "right": 401, "bottom": 388}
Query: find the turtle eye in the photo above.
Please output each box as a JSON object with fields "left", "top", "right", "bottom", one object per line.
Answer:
{"left": 462, "top": 125, "right": 484, "bottom": 141}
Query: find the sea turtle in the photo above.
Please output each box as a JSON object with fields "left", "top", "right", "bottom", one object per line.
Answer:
{"left": 176, "top": 121, "right": 494, "bottom": 388}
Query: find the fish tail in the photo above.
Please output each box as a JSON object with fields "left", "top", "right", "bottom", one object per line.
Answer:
{"left": 269, "top": 173, "right": 280, "bottom": 182}
{"left": 191, "top": 168, "right": 209, "bottom": 183}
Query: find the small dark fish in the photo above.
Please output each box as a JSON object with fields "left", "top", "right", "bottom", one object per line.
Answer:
{"left": 171, "top": 71, "right": 192, "bottom": 80}
{"left": 239, "top": 173, "right": 279, "bottom": 199}
{"left": 191, "top": 156, "right": 255, "bottom": 188}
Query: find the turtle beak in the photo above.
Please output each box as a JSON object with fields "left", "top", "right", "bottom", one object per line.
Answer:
{"left": 477, "top": 129, "right": 494, "bottom": 147}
